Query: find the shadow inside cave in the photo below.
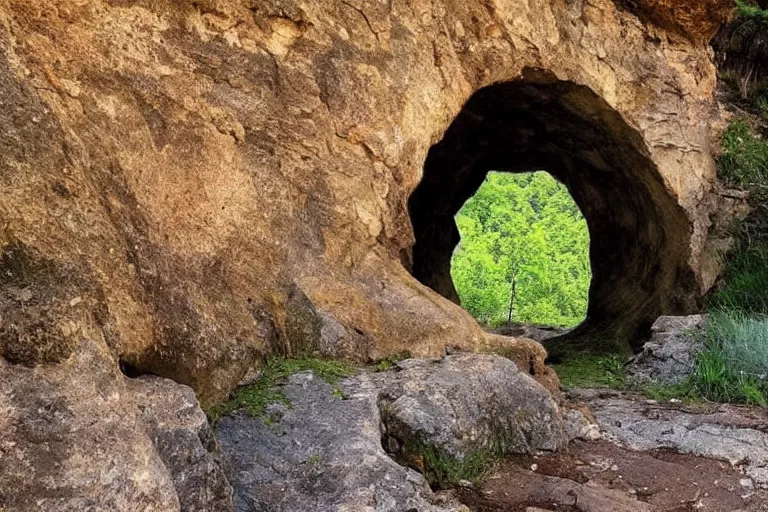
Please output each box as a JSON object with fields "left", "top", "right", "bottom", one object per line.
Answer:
{"left": 405, "top": 70, "right": 700, "bottom": 356}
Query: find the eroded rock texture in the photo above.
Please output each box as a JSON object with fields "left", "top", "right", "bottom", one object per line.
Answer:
{"left": 216, "top": 354, "right": 563, "bottom": 512}
{"left": 0, "top": 344, "right": 233, "bottom": 511}
{"left": 0, "top": 0, "right": 729, "bottom": 400}
{"left": 0, "top": 0, "right": 732, "bottom": 509}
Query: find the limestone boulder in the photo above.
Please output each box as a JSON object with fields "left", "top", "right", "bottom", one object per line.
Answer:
{"left": 0, "top": 341, "right": 232, "bottom": 511}
{"left": 626, "top": 315, "right": 708, "bottom": 386}
{"left": 379, "top": 354, "right": 566, "bottom": 464}
{"left": 215, "top": 354, "right": 565, "bottom": 511}
{"left": 215, "top": 370, "right": 465, "bottom": 512}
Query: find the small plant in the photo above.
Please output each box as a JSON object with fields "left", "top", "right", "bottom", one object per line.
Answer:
{"left": 551, "top": 353, "right": 627, "bottom": 389}
{"left": 718, "top": 120, "right": 768, "bottom": 186}
{"left": 688, "top": 311, "right": 768, "bottom": 406}
{"left": 372, "top": 351, "right": 412, "bottom": 372}
{"left": 206, "top": 356, "right": 354, "bottom": 422}
{"left": 404, "top": 440, "right": 500, "bottom": 490}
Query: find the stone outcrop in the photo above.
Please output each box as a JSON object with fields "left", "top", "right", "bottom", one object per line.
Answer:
{"left": 0, "top": 343, "right": 233, "bottom": 511}
{"left": 216, "top": 354, "right": 564, "bottom": 512}
{"left": 587, "top": 394, "right": 768, "bottom": 490}
{"left": 217, "top": 369, "right": 465, "bottom": 512}
{"left": 379, "top": 354, "right": 566, "bottom": 462}
{"left": 0, "top": 0, "right": 731, "bottom": 401}
{"left": 0, "top": 0, "right": 735, "bottom": 508}
{"left": 626, "top": 314, "right": 707, "bottom": 386}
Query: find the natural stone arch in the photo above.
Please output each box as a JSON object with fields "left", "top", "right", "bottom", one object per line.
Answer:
{"left": 407, "top": 71, "right": 700, "bottom": 354}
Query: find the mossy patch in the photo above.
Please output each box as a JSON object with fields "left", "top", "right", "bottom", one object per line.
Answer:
{"left": 206, "top": 357, "right": 354, "bottom": 422}
{"left": 640, "top": 381, "right": 699, "bottom": 404}
{"left": 372, "top": 351, "right": 412, "bottom": 372}
{"left": 551, "top": 353, "right": 627, "bottom": 389}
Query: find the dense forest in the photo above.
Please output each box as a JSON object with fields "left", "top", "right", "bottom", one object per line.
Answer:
{"left": 451, "top": 172, "right": 591, "bottom": 328}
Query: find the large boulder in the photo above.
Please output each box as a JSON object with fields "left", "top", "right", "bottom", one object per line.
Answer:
{"left": 216, "top": 370, "right": 465, "bottom": 512}
{"left": 379, "top": 354, "right": 566, "bottom": 462}
{"left": 0, "top": 341, "right": 233, "bottom": 511}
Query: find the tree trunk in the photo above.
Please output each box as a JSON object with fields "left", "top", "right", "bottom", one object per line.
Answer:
{"left": 507, "top": 277, "right": 516, "bottom": 323}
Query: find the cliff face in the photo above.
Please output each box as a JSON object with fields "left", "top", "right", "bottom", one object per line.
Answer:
{"left": 0, "top": 0, "right": 731, "bottom": 507}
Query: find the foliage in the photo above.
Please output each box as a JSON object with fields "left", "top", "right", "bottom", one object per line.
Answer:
{"left": 695, "top": 119, "right": 768, "bottom": 407}
{"left": 206, "top": 357, "right": 354, "bottom": 422}
{"left": 710, "top": 119, "right": 768, "bottom": 315}
{"left": 736, "top": 0, "right": 768, "bottom": 22}
{"left": 715, "top": 2, "right": 768, "bottom": 110}
{"left": 692, "top": 312, "right": 768, "bottom": 405}
{"left": 551, "top": 354, "right": 626, "bottom": 389}
{"left": 404, "top": 440, "right": 500, "bottom": 490}
{"left": 451, "top": 171, "right": 591, "bottom": 327}
{"left": 372, "top": 351, "right": 412, "bottom": 372}
{"left": 718, "top": 120, "right": 768, "bottom": 186}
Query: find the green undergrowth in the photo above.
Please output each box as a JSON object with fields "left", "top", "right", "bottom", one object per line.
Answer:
{"left": 683, "top": 116, "right": 768, "bottom": 407}
{"left": 551, "top": 354, "right": 627, "bottom": 389}
{"left": 695, "top": 312, "right": 768, "bottom": 405}
{"left": 638, "top": 315, "right": 768, "bottom": 406}
{"left": 736, "top": 0, "right": 768, "bottom": 23}
{"left": 400, "top": 439, "right": 502, "bottom": 490}
{"left": 718, "top": 120, "right": 768, "bottom": 187}
{"left": 372, "top": 351, "right": 412, "bottom": 372}
{"left": 206, "top": 357, "right": 354, "bottom": 422}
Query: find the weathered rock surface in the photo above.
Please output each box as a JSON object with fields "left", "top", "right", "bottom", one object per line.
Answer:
{"left": 379, "top": 354, "right": 566, "bottom": 461}
{"left": 626, "top": 315, "right": 707, "bottom": 385}
{"left": 588, "top": 394, "right": 768, "bottom": 489}
{"left": 0, "top": 0, "right": 732, "bottom": 402}
{"left": 217, "top": 371, "right": 463, "bottom": 512}
{"left": 0, "top": 341, "right": 233, "bottom": 511}
{"left": 0, "top": 0, "right": 738, "bottom": 506}
{"left": 127, "top": 376, "right": 234, "bottom": 512}
{"left": 216, "top": 354, "right": 566, "bottom": 512}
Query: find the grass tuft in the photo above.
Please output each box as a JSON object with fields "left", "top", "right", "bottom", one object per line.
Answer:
{"left": 206, "top": 357, "right": 354, "bottom": 422}
{"left": 693, "top": 312, "right": 768, "bottom": 406}
{"left": 404, "top": 440, "right": 501, "bottom": 490}
{"left": 551, "top": 354, "right": 626, "bottom": 389}
{"left": 372, "top": 351, "right": 412, "bottom": 372}
{"left": 718, "top": 120, "right": 768, "bottom": 186}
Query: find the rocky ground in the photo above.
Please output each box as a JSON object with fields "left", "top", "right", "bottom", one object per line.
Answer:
{"left": 463, "top": 391, "right": 768, "bottom": 512}
{"left": 210, "top": 316, "right": 768, "bottom": 512}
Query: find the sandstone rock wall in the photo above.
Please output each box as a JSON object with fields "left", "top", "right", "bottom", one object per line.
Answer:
{"left": 0, "top": 0, "right": 734, "bottom": 509}
{"left": 0, "top": 0, "right": 729, "bottom": 404}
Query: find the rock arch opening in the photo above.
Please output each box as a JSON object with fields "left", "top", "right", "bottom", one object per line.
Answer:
{"left": 407, "top": 72, "right": 699, "bottom": 355}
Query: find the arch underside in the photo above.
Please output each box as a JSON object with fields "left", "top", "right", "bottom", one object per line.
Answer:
{"left": 407, "top": 73, "right": 700, "bottom": 354}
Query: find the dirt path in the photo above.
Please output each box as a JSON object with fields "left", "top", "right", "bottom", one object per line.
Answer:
{"left": 459, "top": 391, "right": 768, "bottom": 512}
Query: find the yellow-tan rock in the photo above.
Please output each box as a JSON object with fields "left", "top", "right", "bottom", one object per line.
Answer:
{"left": 0, "top": 1, "right": 734, "bottom": 507}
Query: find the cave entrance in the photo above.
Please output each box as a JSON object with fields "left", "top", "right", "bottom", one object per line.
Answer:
{"left": 451, "top": 171, "right": 590, "bottom": 330}
{"left": 407, "top": 72, "right": 698, "bottom": 356}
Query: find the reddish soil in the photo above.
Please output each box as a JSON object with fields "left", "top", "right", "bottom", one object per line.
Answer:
{"left": 459, "top": 440, "right": 768, "bottom": 512}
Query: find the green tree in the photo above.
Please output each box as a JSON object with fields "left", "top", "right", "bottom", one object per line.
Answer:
{"left": 451, "top": 171, "right": 590, "bottom": 327}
